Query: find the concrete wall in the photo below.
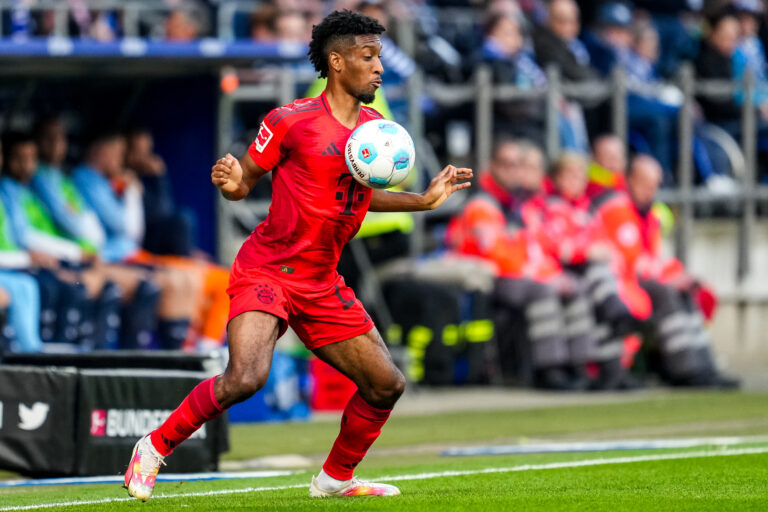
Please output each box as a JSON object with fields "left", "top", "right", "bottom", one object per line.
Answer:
{"left": 663, "top": 220, "right": 768, "bottom": 389}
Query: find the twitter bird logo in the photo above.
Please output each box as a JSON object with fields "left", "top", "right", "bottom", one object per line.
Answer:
{"left": 18, "top": 402, "right": 50, "bottom": 431}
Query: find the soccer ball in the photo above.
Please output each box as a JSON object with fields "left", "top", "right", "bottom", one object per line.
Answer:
{"left": 345, "top": 119, "right": 415, "bottom": 189}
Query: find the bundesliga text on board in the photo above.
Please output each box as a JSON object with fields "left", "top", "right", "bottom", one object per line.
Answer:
{"left": 89, "top": 409, "right": 207, "bottom": 439}
{"left": 0, "top": 400, "right": 51, "bottom": 433}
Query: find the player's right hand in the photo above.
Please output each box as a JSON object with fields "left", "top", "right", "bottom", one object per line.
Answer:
{"left": 211, "top": 153, "right": 243, "bottom": 193}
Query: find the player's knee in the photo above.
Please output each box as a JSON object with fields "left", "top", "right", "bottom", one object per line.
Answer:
{"left": 220, "top": 370, "right": 268, "bottom": 405}
{"left": 367, "top": 368, "right": 406, "bottom": 409}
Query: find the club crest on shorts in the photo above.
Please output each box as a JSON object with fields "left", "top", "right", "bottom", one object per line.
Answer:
{"left": 255, "top": 284, "right": 276, "bottom": 304}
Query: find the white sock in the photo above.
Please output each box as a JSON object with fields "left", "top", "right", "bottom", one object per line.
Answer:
{"left": 316, "top": 469, "right": 350, "bottom": 491}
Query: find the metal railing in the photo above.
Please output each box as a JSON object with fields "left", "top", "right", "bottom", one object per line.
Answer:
{"left": 0, "top": 0, "right": 200, "bottom": 38}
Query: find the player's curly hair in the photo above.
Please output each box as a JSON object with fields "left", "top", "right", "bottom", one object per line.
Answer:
{"left": 308, "top": 10, "right": 385, "bottom": 79}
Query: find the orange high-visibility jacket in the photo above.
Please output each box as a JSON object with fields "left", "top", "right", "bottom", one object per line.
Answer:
{"left": 447, "top": 174, "right": 561, "bottom": 281}
{"left": 524, "top": 192, "right": 596, "bottom": 266}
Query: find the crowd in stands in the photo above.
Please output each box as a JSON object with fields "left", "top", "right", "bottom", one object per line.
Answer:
{"left": 0, "top": 118, "right": 230, "bottom": 356}
{"left": 6, "top": 1, "right": 768, "bottom": 183}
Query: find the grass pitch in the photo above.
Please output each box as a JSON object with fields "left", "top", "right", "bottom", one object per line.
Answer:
{"left": 1, "top": 391, "right": 767, "bottom": 511}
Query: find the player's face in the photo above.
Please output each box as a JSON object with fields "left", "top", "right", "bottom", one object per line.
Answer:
{"left": 8, "top": 142, "right": 38, "bottom": 184}
{"left": 342, "top": 35, "right": 383, "bottom": 104}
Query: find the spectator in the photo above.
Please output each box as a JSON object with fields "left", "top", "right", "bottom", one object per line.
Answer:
{"left": 125, "top": 128, "right": 196, "bottom": 258}
{"left": 631, "top": 0, "right": 702, "bottom": 78}
{"left": 532, "top": 0, "right": 599, "bottom": 82}
{"left": 164, "top": 2, "right": 209, "bottom": 41}
{"left": 275, "top": 10, "right": 309, "bottom": 44}
{"left": 694, "top": 10, "right": 743, "bottom": 125}
{"left": 619, "top": 21, "right": 681, "bottom": 181}
{"left": 250, "top": 4, "right": 279, "bottom": 42}
{"left": 480, "top": 12, "right": 589, "bottom": 150}
{"left": 582, "top": 2, "right": 634, "bottom": 76}
{"left": 358, "top": 1, "right": 417, "bottom": 84}
{"left": 734, "top": 0, "right": 768, "bottom": 113}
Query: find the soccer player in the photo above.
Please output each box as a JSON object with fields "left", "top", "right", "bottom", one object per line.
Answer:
{"left": 125, "top": 9, "right": 472, "bottom": 501}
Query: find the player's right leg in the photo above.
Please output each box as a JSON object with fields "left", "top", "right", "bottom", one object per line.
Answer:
{"left": 124, "top": 310, "right": 281, "bottom": 501}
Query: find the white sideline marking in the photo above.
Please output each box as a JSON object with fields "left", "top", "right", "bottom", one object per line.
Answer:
{"left": 1, "top": 447, "right": 767, "bottom": 511}
{"left": 0, "top": 470, "right": 299, "bottom": 488}
{"left": 442, "top": 435, "right": 768, "bottom": 457}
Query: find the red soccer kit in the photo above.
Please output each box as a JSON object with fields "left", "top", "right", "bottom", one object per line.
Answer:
{"left": 227, "top": 92, "right": 385, "bottom": 349}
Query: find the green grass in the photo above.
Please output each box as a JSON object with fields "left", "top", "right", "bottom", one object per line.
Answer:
{"left": 1, "top": 391, "right": 767, "bottom": 511}
{"left": 225, "top": 391, "right": 768, "bottom": 460}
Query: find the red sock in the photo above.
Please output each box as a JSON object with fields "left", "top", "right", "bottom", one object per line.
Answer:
{"left": 322, "top": 392, "right": 392, "bottom": 480}
{"left": 150, "top": 376, "right": 223, "bottom": 456}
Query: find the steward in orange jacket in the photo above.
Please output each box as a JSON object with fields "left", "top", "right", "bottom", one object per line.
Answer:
{"left": 447, "top": 140, "right": 595, "bottom": 390}
{"left": 591, "top": 155, "right": 736, "bottom": 388}
{"left": 542, "top": 153, "right": 646, "bottom": 389}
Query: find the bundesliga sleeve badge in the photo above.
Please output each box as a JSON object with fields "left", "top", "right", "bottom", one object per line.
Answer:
{"left": 254, "top": 122, "right": 274, "bottom": 153}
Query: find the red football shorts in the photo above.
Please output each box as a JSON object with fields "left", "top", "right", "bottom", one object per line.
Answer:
{"left": 226, "top": 259, "right": 373, "bottom": 350}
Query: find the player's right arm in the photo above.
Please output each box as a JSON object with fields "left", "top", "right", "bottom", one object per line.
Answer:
{"left": 211, "top": 152, "right": 269, "bottom": 201}
{"left": 212, "top": 112, "right": 289, "bottom": 201}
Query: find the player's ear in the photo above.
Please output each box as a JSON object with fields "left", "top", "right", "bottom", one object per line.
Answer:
{"left": 328, "top": 50, "right": 344, "bottom": 75}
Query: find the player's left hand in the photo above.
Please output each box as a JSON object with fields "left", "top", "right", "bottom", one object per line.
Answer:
{"left": 421, "top": 165, "right": 473, "bottom": 210}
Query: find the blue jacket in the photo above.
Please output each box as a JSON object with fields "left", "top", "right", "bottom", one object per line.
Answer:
{"left": 71, "top": 164, "right": 138, "bottom": 262}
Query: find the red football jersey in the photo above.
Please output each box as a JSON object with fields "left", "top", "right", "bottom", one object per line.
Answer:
{"left": 237, "top": 91, "right": 384, "bottom": 287}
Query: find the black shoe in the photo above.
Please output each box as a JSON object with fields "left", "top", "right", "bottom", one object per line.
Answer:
{"left": 590, "top": 358, "right": 642, "bottom": 391}
{"left": 535, "top": 367, "right": 581, "bottom": 391}
{"left": 672, "top": 371, "right": 741, "bottom": 389}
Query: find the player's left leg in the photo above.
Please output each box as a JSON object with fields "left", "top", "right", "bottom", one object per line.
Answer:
{"left": 308, "top": 327, "right": 405, "bottom": 497}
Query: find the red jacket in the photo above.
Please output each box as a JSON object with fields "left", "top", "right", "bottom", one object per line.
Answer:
{"left": 447, "top": 173, "right": 561, "bottom": 281}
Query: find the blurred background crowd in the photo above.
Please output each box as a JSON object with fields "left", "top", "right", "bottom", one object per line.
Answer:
{"left": 0, "top": 0, "right": 764, "bottom": 395}
{"left": 5, "top": 0, "right": 768, "bottom": 185}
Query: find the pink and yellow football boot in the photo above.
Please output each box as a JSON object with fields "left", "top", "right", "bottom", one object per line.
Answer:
{"left": 309, "top": 475, "right": 401, "bottom": 498}
{"left": 124, "top": 435, "right": 166, "bottom": 501}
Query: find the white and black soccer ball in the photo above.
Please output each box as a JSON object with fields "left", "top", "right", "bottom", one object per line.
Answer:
{"left": 345, "top": 119, "right": 415, "bottom": 189}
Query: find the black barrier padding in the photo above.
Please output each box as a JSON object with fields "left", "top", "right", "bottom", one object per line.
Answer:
{"left": 384, "top": 279, "right": 464, "bottom": 386}
{"left": 0, "top": 366, "right": 78, "bottom": 476}
{"left": 2, "top": 351, "right": 218, "bottom": 371}
{"left": 465, "top": 291, "right": 495, "bottom": 385}
{"left": 75, "top": 370, "right": 228, "bottom": 476}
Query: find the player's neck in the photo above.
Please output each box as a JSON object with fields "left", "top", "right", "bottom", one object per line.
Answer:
{"left": 323, "top": 87, "right": 361, "bottom": 130}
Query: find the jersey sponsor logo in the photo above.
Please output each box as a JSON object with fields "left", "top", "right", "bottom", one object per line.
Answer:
{"left": 18, "top": 402, "right": 50, "bottom": 431}
{"left": 89, "top": 408, "right": 206, "bottom": 439}
{"left": 255, "top": 284, "right": 276, "bottom": 304}
{"left": 254, "top": 122, "right": 274, "bottom": 153}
